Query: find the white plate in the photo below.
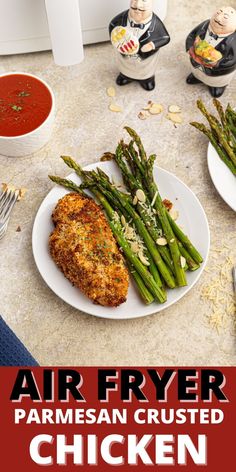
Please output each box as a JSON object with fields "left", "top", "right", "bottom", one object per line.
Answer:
{"left": 207, "top": 142, "right": 236, "bottom": 212}
{"left": 32, "top": 162, "right": 210, "bottom": 320}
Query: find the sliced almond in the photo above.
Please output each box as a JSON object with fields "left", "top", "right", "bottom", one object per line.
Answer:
{"left": 121, "top": 215, "right": 126, "bottom": 227}
{"left": 149, "top": 103, "right": 163, "bottom": 115}
{"left": 138, "top": 110, "right": 149, "bottom": 120}
{"left": 138, "top": 252, "right": 150, "bottom": 266}
{"left": 109, "top": 103, "right": 123, "bottom": 113}
{"left": 107, "top": 87, "right": 116, "bottom": 98}
{"left": 133, "top": 195, "right": 138, "bottom": 206}
{"left": 136, "top": 189, "right": 146, "bottom": 203}
{"left": 151, "top": 191, "right": 158, "bottom": 207}
{"left": 169, "top": 209, "right": 179, "bottom": 221}
{"left": 156, "top": 237, "right": 168, "bottom": 246}
{"left": 168, "top": 105, "right": 181, "bottom": 114}
{"left": 180, "top": 256, "right": 186, "bottom": 268}
{"left": 130, "top": 242, "right": 140, "bottom": 254}
{"left": 167, "top": 113, "right": 183, "bottom": 124}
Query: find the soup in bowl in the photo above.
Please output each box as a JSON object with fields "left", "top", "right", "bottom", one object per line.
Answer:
{"left": 0, "top": 72, "right": 55, "bottom": 157}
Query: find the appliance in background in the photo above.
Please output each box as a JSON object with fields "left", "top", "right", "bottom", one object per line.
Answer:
{"left": 0, "top": 0, "right": 167, "bottom": 61}
{"left": 0, "top": 0, "right": 84, "bottom": 66}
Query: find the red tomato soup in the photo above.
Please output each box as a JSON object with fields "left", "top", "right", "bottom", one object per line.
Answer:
{"left": 0, "top": 74, "right": 52, "bottom": 137}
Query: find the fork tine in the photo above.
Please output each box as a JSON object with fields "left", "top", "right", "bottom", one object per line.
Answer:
{"left": 0, "top": 222, "right": 7, "bottom": 240}
{"left": 0, "top": 191, "right": 14, "bottom": 217}
{"left": 0, "top": 189, "right": 11, "bottom": 214}
{"left": 0, "top": 187, "right": 8, "bottom": 202}
{"left": 0, "top": 191, "right": 19, "bottom": 224}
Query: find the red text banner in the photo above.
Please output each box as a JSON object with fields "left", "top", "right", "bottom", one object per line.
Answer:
{"left": 0, "top": 367, "right": 235, "bottom": 471}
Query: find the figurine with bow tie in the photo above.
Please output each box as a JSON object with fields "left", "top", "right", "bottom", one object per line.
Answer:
{"left": 186, "top": 6, "right": 236, "bottom": 97}
{"left": 109, "top": 0, "right": 170, "bottom": 91}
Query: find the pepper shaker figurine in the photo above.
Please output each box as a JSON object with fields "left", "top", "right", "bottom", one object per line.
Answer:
{"left": 186, "top": 6, "right": 236, "bottom": 97}
{"left": 109, "top": 0, "right": 170, "bottom": 91}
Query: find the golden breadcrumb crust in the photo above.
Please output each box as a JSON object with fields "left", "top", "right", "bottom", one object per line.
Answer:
{"left": 49, "top": 193, "right": 129, "bottom": 307}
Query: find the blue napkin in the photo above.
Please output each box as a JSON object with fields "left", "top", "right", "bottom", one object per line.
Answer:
{"left": 0, "top": 316, "right": 38, "bottom": 366}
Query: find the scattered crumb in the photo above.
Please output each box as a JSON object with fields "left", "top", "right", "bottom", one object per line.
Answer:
{"left": 163, "top": 199, "right": 173, "bottom": 211}
{"left": 138, "top": 110, "right": 150, "bottom": 120}
{"left": 100, "top": 152, "right": 115, "bottom": 162}
{"left": 16, "top": 226, "right": 21, "bottom": 232}
{"left": 18, "top": 187, "right": 27, "bottom": 201}
{"left": 143, "top": 100, "right": 153, "bottom": 111}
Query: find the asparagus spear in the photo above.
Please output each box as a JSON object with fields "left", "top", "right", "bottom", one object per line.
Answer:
{"left": 125, "top": 126, "right": 147, "bottom": 163}
{"left": 144, "top": 153, "right": 188, "bottom": 287}
{"left": 191, "top": 122, "right": 236, "bottom": 176}
{"left": 197, "top": 99, "right": 236, "bottom": 167}
{"left": 49, "top": 175, "right": 166, "bottom": 303}
{"left": 166, "top": 212, "right": 203, "bottom": 264}
{"left": 177, "top": 241, "right": 200, "bottom": 271}
{"left": 128, "top": 141, "right": 146, "bottom": 182}
{"left": 126, "top": 261, "right": 154, "bottom": 304}
{"left": 213, "top": 98, "right": 229, "bottom": 133}
{"left": 225, "top": 104, "right": 236, "bottom": 142}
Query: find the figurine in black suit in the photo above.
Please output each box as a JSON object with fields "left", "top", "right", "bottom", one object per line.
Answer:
{"left": 109, "top": 0, "right": 170, "bottom": 91}
{"left": 186, "top": 6, "right": 236, "bottom": 97}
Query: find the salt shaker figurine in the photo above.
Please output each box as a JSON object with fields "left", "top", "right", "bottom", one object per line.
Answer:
{"left": 109, "top": 0, "right": 170, "bottom": 91}
{"left": 186, "top": 6, "right": 236, "bottom": 98}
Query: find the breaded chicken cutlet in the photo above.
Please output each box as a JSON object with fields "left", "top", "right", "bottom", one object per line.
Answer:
{"left": 49, "top": 193, "right": 129, "bottom": 307}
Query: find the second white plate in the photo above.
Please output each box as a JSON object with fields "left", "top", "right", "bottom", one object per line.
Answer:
{"left": 32, "top": 162, "right": 210, "bottom": 319}
{"left": 207, "top": 142, "right": 236, "bottom": 212}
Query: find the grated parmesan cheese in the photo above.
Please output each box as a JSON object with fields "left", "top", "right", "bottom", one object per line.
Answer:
{"left": 201, "top": 246, "right": 236, "bottom": 334}
{"left": 122, "top": 218, "right": 148, "bottom": 265}
{"left": 151, "top": 191, "right": 158, "bottom": 207}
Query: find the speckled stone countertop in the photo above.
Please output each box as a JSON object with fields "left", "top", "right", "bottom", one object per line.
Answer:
{"left": 0, "top": 0, "right": 235, "bottom": 366}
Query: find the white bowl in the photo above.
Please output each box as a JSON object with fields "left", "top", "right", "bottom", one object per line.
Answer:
{"left": 0, "top": 72, "right": 55, "bottom": 157}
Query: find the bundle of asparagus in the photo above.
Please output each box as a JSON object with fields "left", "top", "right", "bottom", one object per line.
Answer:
{"left": 49, "top": 128, "right": 203, "bottom": 305}
{"left": 191, "top": 99, "right": 236, "bottom": 176}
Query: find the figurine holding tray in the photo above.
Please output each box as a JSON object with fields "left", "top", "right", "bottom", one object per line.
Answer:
{"left": 109, "top": 0, "right": 170, "bottom": 91}
{"left": 186, "top": 6, "right": 236, "bottom": 97}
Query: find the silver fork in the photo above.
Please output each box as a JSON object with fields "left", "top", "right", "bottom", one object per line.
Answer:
{"left": 233, "top": 267, "right": 236, "bottom": 295}
{"left": 0, "top": 188, "right": 19, "bottom": 240}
